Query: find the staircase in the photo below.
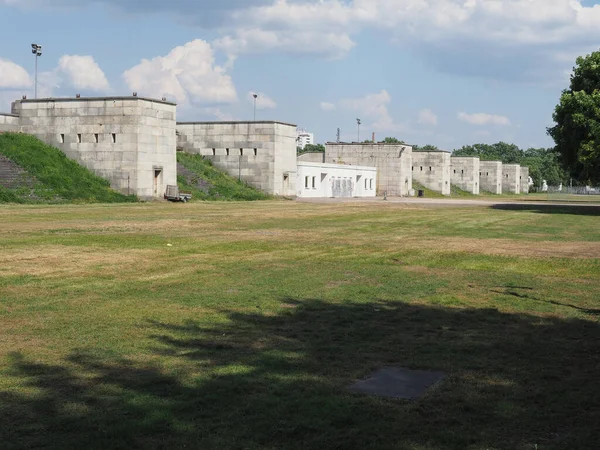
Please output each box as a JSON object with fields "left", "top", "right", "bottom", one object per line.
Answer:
{"left": 0, "top": 155, "right": 36, "bottom": 189}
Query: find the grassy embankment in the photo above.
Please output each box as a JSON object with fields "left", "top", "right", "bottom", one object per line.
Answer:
{"left": 0, "top": 133, "right": 136, "bottom": 204}
{"left": 0, "top": 201, "right": 599, "bottom": 449}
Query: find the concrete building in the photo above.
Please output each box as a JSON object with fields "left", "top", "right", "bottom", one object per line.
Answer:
{"left": 297, "top": 162, "right": 377, "bottom": 198}
{"left": 451, "top": 157, "right": 480, "bottom": 195}
{"left": 479, "top": 161, "right": 503, "bottom": 194}
{"left": 520, "top": 167, "right": 530, "bottom": 194}
{"left": 296, "top": 129, "right": 314, "bottom": 150}
{"left": 325, "top": 143, "right": 412, "bottom": 196}
{"left": 177, "top": 121, "right": 297, "bottom": 196}
{"left": 0, "top": 113, "right": 20, "bottom": 133}
{"left": 297, "top": 152, "right": 325, "bottom": 163}
{"left": 411, "top": 151, "right": 451, "bottom": 195}
{"left": 9, "top": 96, "right": 177, "bottom": 200}
{"left": 502, "top": 164, "right": 521, "bottom": 194}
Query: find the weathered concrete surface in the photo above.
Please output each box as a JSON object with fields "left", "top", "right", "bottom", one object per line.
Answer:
{"left": 412, "top": 151, "right": 451, "bottom": 195}
{"left": 0, "top": 113, "right": 20, "bottom": 133}
{"left": 297, "top": 152, "right": 325, "bottom": 163}
{"left": 325, "top": 143, "right": 412, "bottom": 197}
{"left": 297, "top": 162, "right": 377, "bottom": 198}
{"left": 479, "top": 161, "right": 503, "bottom": 194}
{"left": 451, "top": 157, "right": 480, "bottom": 194}
{"left": 520, "top": 166, "right": 530, "bottom": 194}
{"left": 502, "top": 164, "right": 521, "bottom": 194}
{"left": 177, "top": 121, "right": 297, "bottom": 196}
{"left": 11, "top": 97, "right": 177, "bottom": 200}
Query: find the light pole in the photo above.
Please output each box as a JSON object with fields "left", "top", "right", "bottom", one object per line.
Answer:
{"left": 253, "top": 94, "right": 258, "bottom": 121}
{"left": 31, "top": 44, "right": 42, "bottom": 99}
{"left": 356, "top": 118, "right": 361, "bottom": 142}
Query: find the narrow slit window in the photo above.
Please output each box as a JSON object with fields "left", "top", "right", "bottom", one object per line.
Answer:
{"left": 77, "top": 134, "right": 82, "bottom": 143}
{"left": 254, "top": 148, "right": 258, "bottom": 156}
{"left": 112, "top": 133, "right": 116, "bottom": 143}
{"left": 240, "top": 148, "right": 243, "bottom": 156}
{"left": 94, "top": 134, "right": 99, "bottom": 143}
{"left": 461, "top": 170, "right": 464, "bottom": 174}
{"left": 312, "top": 176, "right": 316, "bottom": 189}
{"left": 420, "top": 166, "right": 423, "bottom": 171}
{"left": 212, "top": 148, "right": 216, "bottom": 156}
{"left": 305, "top": 176, "right": 310, "bottom": 189}
{"left": 60, "top": 134, "right": 65, "bottom": 143}
{"left": 429, "top": 166, "right": 432, "bottom": 171}
{"left": 226, "top": 148, "right": 230, "bottom": 156}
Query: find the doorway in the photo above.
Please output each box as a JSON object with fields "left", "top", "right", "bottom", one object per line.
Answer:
{"left": 154, "top": 168, "right": 163, "bottom": 198}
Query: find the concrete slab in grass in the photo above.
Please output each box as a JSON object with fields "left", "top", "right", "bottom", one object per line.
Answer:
{"left": 349, "top": 367, "right": 446, "bottom": 400}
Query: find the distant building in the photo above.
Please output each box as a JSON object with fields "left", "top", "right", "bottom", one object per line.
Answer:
{"left": 296, "top": 129, "right": 314, "bottom": 150}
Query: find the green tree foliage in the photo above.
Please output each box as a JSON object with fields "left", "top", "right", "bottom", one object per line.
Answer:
{"left": 413, "top": 144, "right": 441, "bottom": 152}
{"left": 547, "top": 50, "right": 600, "bottom": 183}
{"left": 382, "top": 137, "right": 406, "bottom": 144}
{"left": 453, "top": 142, "right": 565, "bottom": 186}
{"left": 298, "top": 143, "right": 325, "bottom": 154}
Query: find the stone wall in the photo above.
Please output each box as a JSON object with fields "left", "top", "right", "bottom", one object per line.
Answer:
{"left": 11, "top": 97, "right": 177, "bottom": 200}
{"left": 297, "top": 162, "right": 377, "bottom": 198}
{"left": 297, "top": 152, "right": 325, "bottom": 163}
{"left": 0, "top": 113, "right": 20, "bottom": 133}
{"left": 177, "top": 121, "right": 297, "bottom": 196}
{"left": 502, "top": 164, "right": 521, "bottom": 194}
{"left": 451, "top": 157, "right": 480, "bottom": 195}
{"left": 325, "top": 143, "right": 412, "bottom": 196}
{"left": 520, "top": 167, "right": 530, "bottom": 194}
{"left": 479, "top": 161, "right": 503, "bottom": 194}
{"left": 411, "top": 151, "right": 451, "bottom": 195}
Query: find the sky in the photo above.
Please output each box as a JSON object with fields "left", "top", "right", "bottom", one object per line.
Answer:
{"left": 1, "top": 0, "right": 600, "bottom": 150}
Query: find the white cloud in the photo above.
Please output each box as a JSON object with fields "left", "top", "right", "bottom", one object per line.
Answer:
{"left": 458, "top": 112, "right": 511, "bottom": 126}
{"left": 340, "top": 90, "right": 405, "bottom": 133}
{"left": 320, "top": 102, "right": 336, "bottom": 111}
{"left": 123, "top": 39, "right": 237, "bottom": 106}
{"left": 0, "top": 59, "right": 31, "bottom": 89}
{"left": 248, "top": 91, "right": 276, "bottom": 109}
{"left": 58, "top": 55, "right": 110, "bottom": 92}
{"left": 418, "top": 109, "right": 438, "bottom": 126}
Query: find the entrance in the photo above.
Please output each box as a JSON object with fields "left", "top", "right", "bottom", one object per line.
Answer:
{"left": 154, "top": 168, "right": 163, "bottom": 198}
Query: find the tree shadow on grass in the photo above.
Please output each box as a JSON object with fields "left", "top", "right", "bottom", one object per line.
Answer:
{"left": 490, "top": 203, "right": 600, "bottom": 216}
{"left": 2, "top": 300, "right": 599, "bottom": 450}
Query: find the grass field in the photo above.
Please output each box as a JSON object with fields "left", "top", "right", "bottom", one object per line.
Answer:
{"left": 1, "top": 201, "right": 599, "bottom": 450}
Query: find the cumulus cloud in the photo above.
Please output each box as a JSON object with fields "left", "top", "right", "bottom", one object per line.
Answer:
{"left": 4, "top": 1, "right": 600, "bottom": 82}
{"left": 248, "top": 91, "right": 276, "bottom": 109}
{"left": 58, "top": 55, "right": 110, "bottom": 91}
{"left": 320, "top": 102, "right": 336, "bottom": 111}
{"left": 0, "top": 59, "right": 31, "bottom": 89}
{"left": 340, "top": 90, "right": 404, "bottom": 133}
{"left": 123, "top": 39, "right": 237, "bottom": 106}
{"left": 418, "top": 109, "right": 438, "bottom": 126}
{"left": 458, "top": 112, "right": 511, "bottom": 126}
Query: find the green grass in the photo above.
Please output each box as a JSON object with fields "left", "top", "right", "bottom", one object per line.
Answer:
{"left": 177, "top": 153, "right": 271, "bottom": 201}
{"left": 0, "top": 133, "right": 136, "bottom": 204}
{"left": 0, "top": 201, "right": 599, "bottom": 449}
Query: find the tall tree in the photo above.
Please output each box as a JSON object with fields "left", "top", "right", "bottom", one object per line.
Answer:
{"left": 547, "top": 50, "right": 600, "bottom": 183}
{"left": 382, "top": 137, "right": 406, "bottom": 144}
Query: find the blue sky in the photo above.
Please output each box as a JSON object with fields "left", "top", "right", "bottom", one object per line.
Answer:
{"left": 1, "top": 0, "right": 599, "bottom": 150}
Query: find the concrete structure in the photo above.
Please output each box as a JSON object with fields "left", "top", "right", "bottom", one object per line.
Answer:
{"left": 177, "top": 121, "right": 297, "bottom": 196}
{"left": 520, "top": 167, "right": 530, "bottom": 194}
{"left": 411, "top": 151, "right": 451, "bottom": 196}
{"left": 0, "top": 113, "right": 20, "bottom": 133}
{"left": 297, "top": 162, "right": 377, "bottom": 198}
{"left": 502, "top": 164, "right": 521, "bottom": 194}
{"left": 451, "top": 157, "right": 480, "bottom": 195}
{"left": 297, "top": 152, "right": 325, "bottom": 163}
{"left": 479, "top": 161, "right": 503, "bottom": 194}
{"left": 8, "top": 97, "right": 177, "bottom": 200}
{"left": 296, "top": 129, "right": 314, "bottom": 150}
{"left": 325, "top": 143, "right": 412, "bottom": 197}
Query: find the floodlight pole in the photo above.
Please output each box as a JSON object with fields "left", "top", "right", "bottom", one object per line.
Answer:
{"left": 31, "top": 44, "right": 42, "bottom": 99}
{"left": 356, "top": 118, "right": 361, "bottom": 142}
{"left": 253, "top": 94, "right": 258, "bottom": 121}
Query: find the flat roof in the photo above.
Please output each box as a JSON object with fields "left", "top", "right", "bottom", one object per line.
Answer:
{"left": 326, "top": 141, "right": 414, "bottom": 146}
{"left": 297, "top": 161, "right": 377, "bottom": 171}
{"left": 0, "top": 112, "right": 19, "bottom": 117}
{"left": 178, "top": 120, "right": 297, "bottom": 127}
{"left": 17, "top": 96, "right": 176, "bottom": 106}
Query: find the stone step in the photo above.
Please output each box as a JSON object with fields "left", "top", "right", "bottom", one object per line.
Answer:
{"left": 0, "top": 155, "right": 36, "bottom": 189}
